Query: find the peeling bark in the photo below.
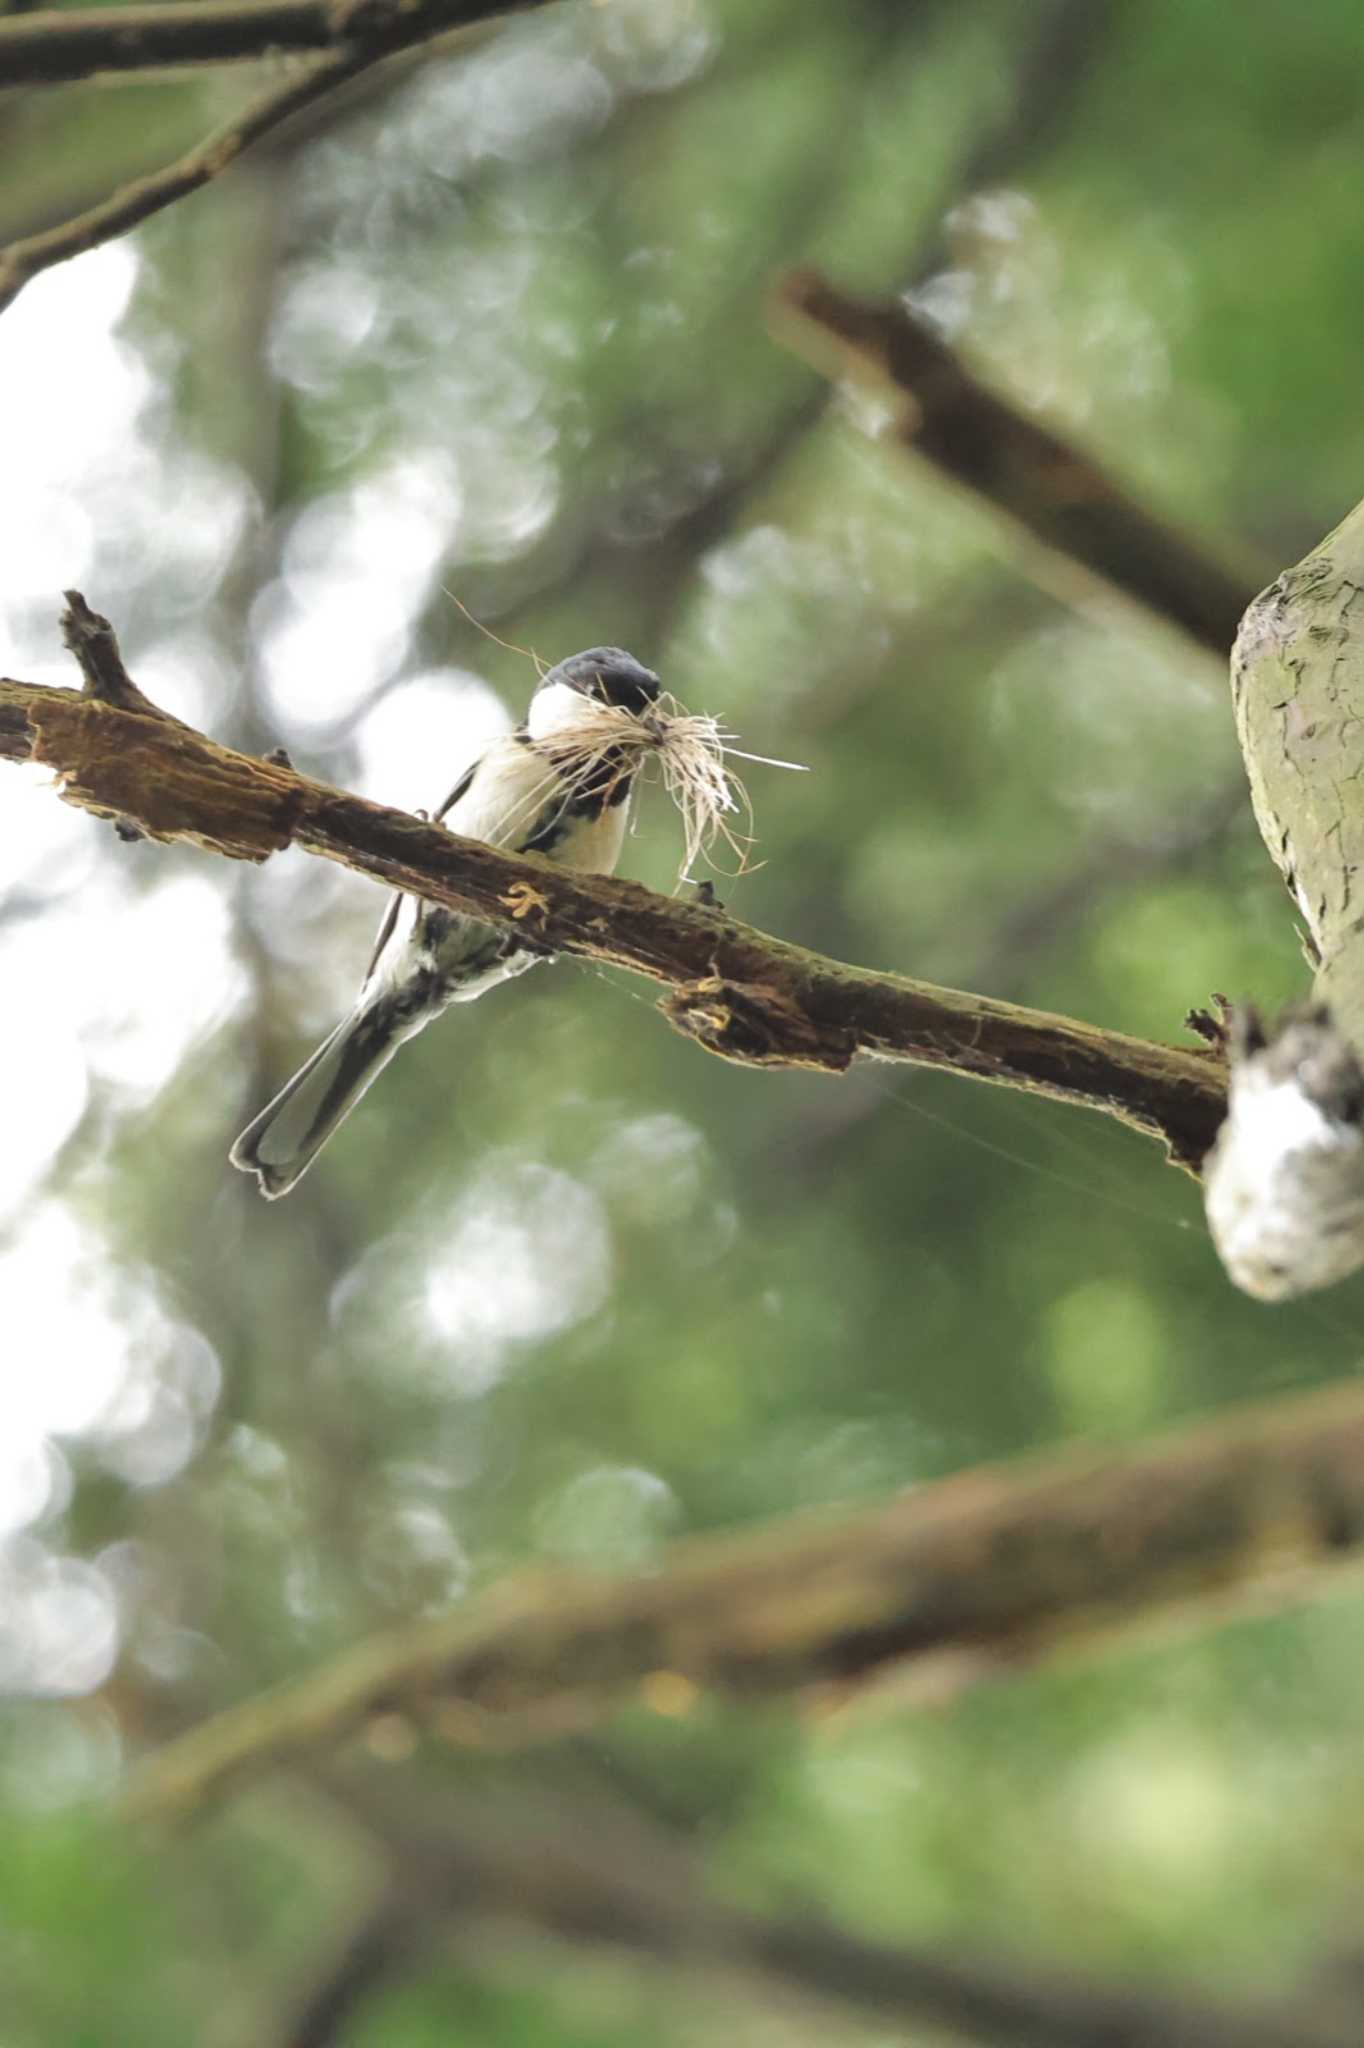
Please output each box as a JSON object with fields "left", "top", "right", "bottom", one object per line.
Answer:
{"left": 0, "top": 596, "right": 1228, "bottom": 1169}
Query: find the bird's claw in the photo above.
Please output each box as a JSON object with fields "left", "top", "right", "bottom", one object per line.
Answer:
{"left": 502, "top": 881, "right": 552, "bottom": 922}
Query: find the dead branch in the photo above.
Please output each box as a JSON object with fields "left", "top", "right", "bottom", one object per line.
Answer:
{"left": 123, "top": 1376, "right": 1364, "bottom": 1824}
{"left": 0, "top": 593, "right": 1227, "bottom": 1166}
{"left": 771, "top": 267, "right": 1265, "bottom": 658}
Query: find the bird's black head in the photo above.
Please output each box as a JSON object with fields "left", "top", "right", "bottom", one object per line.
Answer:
{"left": 538, "top": 647, "right": 661, "bottom": 716}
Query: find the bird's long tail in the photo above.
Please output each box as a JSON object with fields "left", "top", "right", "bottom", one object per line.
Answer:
{"left": 229, "top": 999, "right": 409, "bottom": 1199}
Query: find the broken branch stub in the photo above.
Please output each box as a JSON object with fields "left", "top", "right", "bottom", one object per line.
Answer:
{"left": 2, "top": 593, "right": 1228, "bottom": 1172}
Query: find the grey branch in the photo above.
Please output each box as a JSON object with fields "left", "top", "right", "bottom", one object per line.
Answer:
{"left": 123, "top": 1376, "right": 1364, "bottom": 1824}
{"left": 0, "top": 593, "right": 1228, "bottom": 1169}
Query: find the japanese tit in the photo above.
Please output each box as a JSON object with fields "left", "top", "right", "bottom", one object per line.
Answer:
{"left": 230, "top": 647, "right": 661, "bottom": 1198}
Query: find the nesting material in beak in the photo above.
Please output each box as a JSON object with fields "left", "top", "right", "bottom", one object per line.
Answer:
{"left": 542, "top": 689, "right": 806, "bottom": 880}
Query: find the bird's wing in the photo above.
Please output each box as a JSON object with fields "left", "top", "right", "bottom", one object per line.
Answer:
{"left": 361, "top": 759, "right": 483, "bottom": 985}
{"left": 435, "top": 758, "right": 479, "bottom": 822}
{"left": 361, "top": 890, "right": 405, "bottom": 987}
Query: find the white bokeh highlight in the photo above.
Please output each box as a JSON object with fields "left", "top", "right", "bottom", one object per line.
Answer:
{"left": 0, "top": 251, "right": 241, "bottom": 1693}
{"left": 255, "top": 454, "right": 463, "bottom": 735}
{"left": 333, "top": 1156, "right": 613, "bottom": 1397}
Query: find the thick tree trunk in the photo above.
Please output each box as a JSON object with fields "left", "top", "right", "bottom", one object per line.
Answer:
{"left": 1205, "top": 502, "right": 1364, "bottom": 1297}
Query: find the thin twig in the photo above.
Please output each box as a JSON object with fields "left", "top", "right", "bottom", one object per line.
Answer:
{"left": 0, "top": 53, "right": 358, "bottom": 313}
{"left": 0, "top": 0, "right": 530, "bottom": 87}
{"left": 0, "top": 0, "right": 544, "bottom": 314}
{"left": 1, "top": 56, "right": 348, "bottom": 312}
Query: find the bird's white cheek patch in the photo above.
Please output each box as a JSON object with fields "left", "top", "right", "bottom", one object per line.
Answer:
{"left": 526, "top": 682, "right": 588, "bottom": 740}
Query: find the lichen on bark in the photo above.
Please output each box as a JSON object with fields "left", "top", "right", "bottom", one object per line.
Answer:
{"left": 1206, "top": 500, "right": 1364, "bottom": 1296}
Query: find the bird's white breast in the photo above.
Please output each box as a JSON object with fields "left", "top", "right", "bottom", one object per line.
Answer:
{"left": 451, "top": 735, "right": 562, "bottom": 848}
{"left": 551, "top": 797, "right": 630, "bottom": 873}
{"left": 361, "top": 728, "right": 629, "bottom": 1004}
{"left": 448, "top": 733, "right": 630, "bottom": 873}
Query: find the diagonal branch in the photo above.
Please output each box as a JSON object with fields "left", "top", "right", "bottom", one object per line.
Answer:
{"left": 0, "top": 0, "right": 531, "bottom": 87}
{"left": 0, "top": 53, "right": 362, "bottom": 314}
{"left": 0, "top": 0, "right": 544, "bottom": 313}
{"left": 122, "top": 1376, "right": 1364, "bottom": 1825}
{"left": 772, "top": 267, "right": 1266, "bottom": 658}
{"left": 2, "top": 594, "right": 1225, "bottom": 1167}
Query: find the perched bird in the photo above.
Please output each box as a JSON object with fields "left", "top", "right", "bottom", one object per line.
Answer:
{"left": 230, "top": 647, "right": 662, "bottom": 1198}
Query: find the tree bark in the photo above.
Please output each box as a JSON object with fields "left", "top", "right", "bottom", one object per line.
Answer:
{"left": 0, "top": 594, "right": 1227, "bottom": 1169}
{"left": 1204, "top": 501, "right": 1364, "bottom": 1296}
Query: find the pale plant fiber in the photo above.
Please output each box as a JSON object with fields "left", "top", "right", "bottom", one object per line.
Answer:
{"left": 535, "top": 690, "right": 804, "bottom": 882}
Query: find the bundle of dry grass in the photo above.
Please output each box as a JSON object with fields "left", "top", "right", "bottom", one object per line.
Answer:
{"left": 538, "top": 688, "right": 806, "bottom": 881}
{"left": 442, "top": 600, "right": 805, "bottom": 879}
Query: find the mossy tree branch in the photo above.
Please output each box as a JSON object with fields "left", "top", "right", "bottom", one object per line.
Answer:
{"left": 125, "top": 1376, "right": 1364, "bottom": 1824}
{"left": 1, "top": 593, "right": 1226, "bottom": 1166}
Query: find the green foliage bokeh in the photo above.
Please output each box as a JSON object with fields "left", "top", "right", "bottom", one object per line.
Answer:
{"left": 5, "top": 1, "right": 1364, "bottom": 2041}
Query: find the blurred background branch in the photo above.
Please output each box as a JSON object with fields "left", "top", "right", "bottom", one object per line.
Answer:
{"left": 773, "top": 267, "right": 1267, "bottom": 659}
{"left": 5, "top": 2, "right": 1363, "bottom": 2039}
{"left": 126, "top": 1377, "right": 1364, "bottom": 1825}
{"left": 0, "top": 2, "right": 544, "bottom": 310}
{"left": 270, "top": 1770, "right": 1363, "bottom": 2048}
{"left": 0, "top": 0, "right": 535, "bottom": 87}
{"left": 0, "top": 55, "right": 382, "bottom": 313}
